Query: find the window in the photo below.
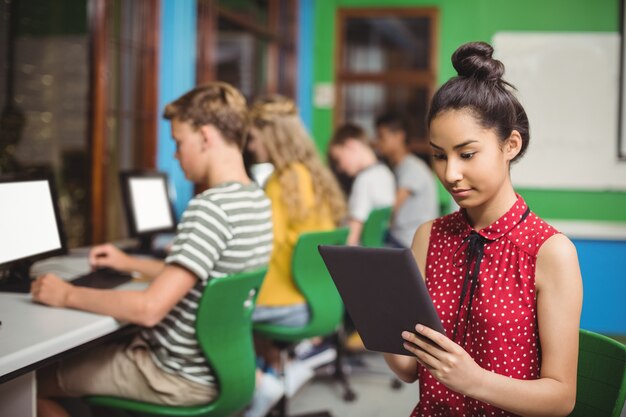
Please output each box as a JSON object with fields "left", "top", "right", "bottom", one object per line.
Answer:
{"left": 0, "top": 0, "right": 159, "bottom": 246}
{"left": 94, "top": 0, "right": 159, "bottom": 242}
{"left": 336, "top": 8, "right": 438, "bottom": 155}
{"left": 196, "top": 0, "right": 297, "bottom": 99}
{"left": 0, "top": 0, "right": 91, "bottom": 247}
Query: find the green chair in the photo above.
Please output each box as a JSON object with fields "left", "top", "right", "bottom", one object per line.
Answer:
{"left": 253, "top": 227, "right": 354, "bottom": 416}
{"left": 436, "top": 180, "right": 452, "bottom": 215}
{"left": 360, "top": 206, "right": 392, "bottom": 248}
{"left": 569, "top": 329, "right": 626, "bottom": 417}
{"left": 86, "top": 268, "right": 267, "bottom": 417}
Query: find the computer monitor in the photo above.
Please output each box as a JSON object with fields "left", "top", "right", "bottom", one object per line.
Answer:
{"left": 119, "top": 170, "right": 176, "bottom": 254}
{"left": 0, "top": 175, "right": 68, "bottom": 293}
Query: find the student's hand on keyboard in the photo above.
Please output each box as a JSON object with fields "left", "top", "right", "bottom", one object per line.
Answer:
{"left": 31, "top": 273, "right": 73, "bottom": 308}
{"left": 89, "top": 243, "right": 132, "bottom": 272}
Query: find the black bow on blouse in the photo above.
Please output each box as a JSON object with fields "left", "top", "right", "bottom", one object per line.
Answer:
{"left": 452, "top": 208, "right": 531, "bottom": 345}
{"left": 453, "top": 231, "right": 488, "bottom": 345}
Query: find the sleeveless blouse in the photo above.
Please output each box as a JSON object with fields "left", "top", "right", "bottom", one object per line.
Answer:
{"left": 412, "top": 195, "right": 559, "bottom": 417}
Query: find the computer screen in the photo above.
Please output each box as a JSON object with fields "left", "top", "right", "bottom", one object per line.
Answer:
{"left": 0, "top": 176, "right": 67, "bottom": 292}
{"left": 119, "top": 170, "right": 176, "bottom": 252}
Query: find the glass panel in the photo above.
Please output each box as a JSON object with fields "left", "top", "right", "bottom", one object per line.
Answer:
{"left": 0, "top": 0, "right": 90, "bottom": 247}
{"left": 218, "top": 0, "right": 269, "bottom": 27}
{"left": 339, "top": 83, "right": 429, "bottom": 142}
{"left": 104, "top": 0, "right": 156, "bottom": 241}
{"left": 342, "top": 16, "right": 431, "bottom": 72}
{"left": 217, "top": 17, "right": 269, "bottom": 100}
{"left": 276, "top": 0, "right": 295, "bottom": 97}
{"left": 276, "top": 0, "right": 295, "bottom": 40}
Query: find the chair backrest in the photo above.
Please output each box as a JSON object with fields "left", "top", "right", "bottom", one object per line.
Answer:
{"left": 195, "top": 268, "right": 266, "bottom": 417}
{"left": 86, "top": 268, "right": 266, "bottom": 417}
{"left": 291, "top": 227, "right": 349, "bottom": 339}
{"left": 569, "top": 329, "right": 626, "bottom": 417}
{"left": 360, "top": 206, "right": 392, "bottom": 248}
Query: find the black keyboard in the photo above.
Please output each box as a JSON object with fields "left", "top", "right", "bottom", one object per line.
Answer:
{"left": 70, "top": 268, "right": 133, "bottom": 289}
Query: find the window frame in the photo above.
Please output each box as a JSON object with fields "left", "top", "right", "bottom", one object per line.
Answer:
{"left": 89, "top": 0, "right": 159, "bottom": 244}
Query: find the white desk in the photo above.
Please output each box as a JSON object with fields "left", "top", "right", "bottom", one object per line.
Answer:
{"left": 0, "top": 256, "right": 147, "bottom": 417}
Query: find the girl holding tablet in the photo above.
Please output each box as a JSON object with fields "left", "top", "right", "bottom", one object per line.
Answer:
{"left": 384, "top": 41, "right": 583, "bottom": 416}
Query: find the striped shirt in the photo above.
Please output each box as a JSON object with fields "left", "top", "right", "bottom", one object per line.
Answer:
{"left": 140, "top": 182, "right": 273, "bottom": 388}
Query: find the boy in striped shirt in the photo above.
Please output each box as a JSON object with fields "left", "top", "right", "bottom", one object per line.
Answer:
{"left": 33, "top": 82, "right": 273, "bottom": 416}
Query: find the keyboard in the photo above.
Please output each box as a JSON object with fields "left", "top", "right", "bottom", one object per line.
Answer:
{"left": 70, "top": 268, "right": 133, "bottom": 289}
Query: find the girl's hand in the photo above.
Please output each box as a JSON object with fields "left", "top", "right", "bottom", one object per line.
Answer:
{"left": 402, "top": 324, "right": 485, "bottom": 396}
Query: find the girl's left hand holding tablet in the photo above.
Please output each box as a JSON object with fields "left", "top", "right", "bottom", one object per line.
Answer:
{"left": 402, "top": 324, "right": 485, "bottom": 397}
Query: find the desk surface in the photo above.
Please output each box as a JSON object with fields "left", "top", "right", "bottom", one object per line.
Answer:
{"left": 0, "top": 254, "right": 147, "bottom": 380}
{"left": 0, "top": 292, "right": 123, "bottom": 378}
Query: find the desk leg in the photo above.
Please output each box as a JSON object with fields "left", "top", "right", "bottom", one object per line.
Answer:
{"left": 0, "top": 372, "right": 36, "bottom": 417}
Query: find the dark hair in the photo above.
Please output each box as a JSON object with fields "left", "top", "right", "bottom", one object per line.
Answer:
{"left": 427, "top": 41, "right": 530, "bottom": 162}
{"left": 329, "top": 123, "right": 369, "bottom": 147}
{"left": 163, "top": 82, "right": 249, "bottom": 150}
{"left": 375, "top": 112, "right": 409, "bottom": 137}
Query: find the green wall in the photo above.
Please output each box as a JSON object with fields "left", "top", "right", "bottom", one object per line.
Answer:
{"left": 312, "top": 0, "right": 625, "bottom": 222}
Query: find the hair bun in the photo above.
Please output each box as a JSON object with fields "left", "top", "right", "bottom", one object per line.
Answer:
{"left": 451, "top": 41, "right": 504, "bottom": 82}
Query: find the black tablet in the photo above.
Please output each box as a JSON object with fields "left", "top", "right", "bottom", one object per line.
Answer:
{"left": 318, "top": 245, "right": 445, "bottom": 356}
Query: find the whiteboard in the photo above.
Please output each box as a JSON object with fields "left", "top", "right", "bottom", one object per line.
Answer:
{"left": 492, "top": 32, "right": 626, "bottom": 190}
{"left": 622, "top": 0, "right": 626, "bottom": 159}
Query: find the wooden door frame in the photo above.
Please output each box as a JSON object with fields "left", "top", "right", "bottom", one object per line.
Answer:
{"left": 89, "top": 0, "right": 159, "bottom": 244}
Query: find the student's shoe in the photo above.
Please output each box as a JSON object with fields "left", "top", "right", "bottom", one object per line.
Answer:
{"left": 243, "top": 372, "right": 285, "bottom": 417}
{"left": 298, "top": 344, "right": 337, "bottom": 370}
{"left": 294, "top": 339, "right": 315, "bottom": 358}
{"left": 284, "top": 360, "right": 315, "bottom": 398}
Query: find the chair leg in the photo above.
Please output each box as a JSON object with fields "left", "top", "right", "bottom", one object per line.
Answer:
{"left": 332, "top": 328, "right": 357, "bottom": 402}
{"left": 343, "top": 350, "right": 405, "bottom": 392}
{"left": 267, "top": 350, "right": 289, "bottom": 417}
{"left": 267, "top": 396, "right": 287, "bottom": 417}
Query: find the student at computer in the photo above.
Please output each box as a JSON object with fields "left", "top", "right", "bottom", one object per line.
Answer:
{"left": 244, "top": 95, "right": 346, "bottom": 417}
{"left": 31, "top": 82, "right": 274, "bottom": 417}
{"left": 374, "top": 112, "right": 439, "bottom": 248}
{"left": 383, "top": 42, "right": 583, "bottom": 416}
{"left": 328, "top": 123, "right": 395, "bottom": 246}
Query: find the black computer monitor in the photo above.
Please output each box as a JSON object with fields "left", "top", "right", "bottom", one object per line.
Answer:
{"left": 119, "top": 170, "right": 176, "bottom": 255}
{"left": 0, "top": 175, "right": 68, "bottom": 293}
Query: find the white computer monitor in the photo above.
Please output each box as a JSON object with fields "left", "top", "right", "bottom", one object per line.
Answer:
{"left": 119, "top": 170, "right": 176, "bottom": 253}
{"left": 0, "top": 175, "right": 67, "bottom": 292}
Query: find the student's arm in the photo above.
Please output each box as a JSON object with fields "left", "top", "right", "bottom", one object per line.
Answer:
{"left": 401, "top": 233, "right": 583, "bottom": 417}
{"left": 267, "top": 165, "right": 324, "bottom": 248}
{"left": 383, "top": 220, "right": 433, "bottom": 382}
{"left": 393, "top": 188, "right": 411, "bottom": 214}
{"left": 31, "top": 264, "right": 197, "bottom": 327}
{"left": 88, "top": 243, "right": 165, "bottom": 278}
{"left": 345, "top": 172, "right": 370, "bottom": 246}
{"left": 346, "top": 219, "right": 364, "bottom": 246}
{"left": 33, "top": 196, "right": 233, "bottom": 329}
{"left": 265, "top": 175, "right": 290, "bottom": 249}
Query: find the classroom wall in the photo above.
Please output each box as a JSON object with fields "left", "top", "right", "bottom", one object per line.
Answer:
{"left": 157, "top": 0, "right": 197, "bottom": 219}
{"left": 303, "top": 0, "right": 626, "bottom": 333}
{"left": 308, "top": 0, "right": 625, "bottom": 223}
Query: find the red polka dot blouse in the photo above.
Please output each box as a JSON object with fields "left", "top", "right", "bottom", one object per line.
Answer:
{"left": 411, "top": 195, "right": 559, "bottom": 417}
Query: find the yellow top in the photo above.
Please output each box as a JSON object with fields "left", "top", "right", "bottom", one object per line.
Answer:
{"left": 256, "top": 163, "right": 335, "bottom": 306}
